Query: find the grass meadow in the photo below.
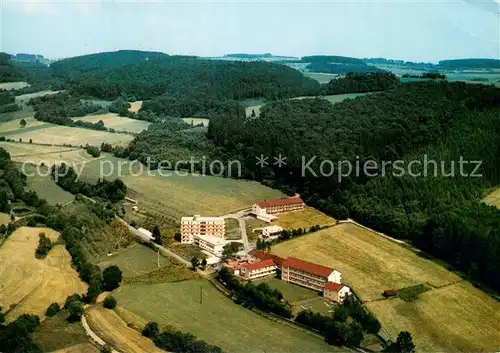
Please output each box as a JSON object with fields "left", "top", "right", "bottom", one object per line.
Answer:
{"left": 24, "top": 164, "right": 74, "bottom": 205}
{"left": 0, "top": 82, "right": 30, "bottom": 90}
{"left": 115, "top": 280, "right": 344, "bottom": 353}
{"left": 274, "top": 206, "right": 336, "bottom": 230}
{"left": 271, "top": 223, "right": 500, "bottom": 351}
{"left": 181, "top": 117, "right": 210, "bottom": 126}
{"left": 482, "top": 187, "right": 500, "bottom": 208}
{"left": 0, "top": 227, "right": 87, "bottom": 322}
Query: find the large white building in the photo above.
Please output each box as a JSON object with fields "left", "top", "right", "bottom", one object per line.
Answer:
{"left": 281, "top": 257, "right": 342, "bottom": 292}
{"left": 239, "top": 259, "right": 277, "bottom": 280}
{"left": 181, "top": 215, "right": 225, "bottom": 244}
{"left": 252, "top": 197, "right": 305, "bottom": 216}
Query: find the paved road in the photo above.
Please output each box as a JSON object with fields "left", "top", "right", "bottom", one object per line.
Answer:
{"left": 115, "top": 216, "right": 192, "bottom": 267}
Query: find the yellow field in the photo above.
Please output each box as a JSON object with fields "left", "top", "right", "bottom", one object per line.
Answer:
{"left": 272, "top": 223, "right": 459, "bottom": 301}
{"left": 274, "top": 206, "right": 336, "bottom": 230}
{"left": 50, "top": 344, "right": 99, "bottom": 353}
{"left": 75, "top": 113, "right": 150, "bottom": 133}
{"left": 0, "top": 117, "right": 46, "bottom": 133}
{"left": 271, "top": 223, "right": 500, "bottom": 352}
{"left": 128, "top": 101, "right": 143, "bottom": 113}
{"left": 86, "top": 305, "right": 164, "bottom": 353}
{"left": 182, "top": 117, "right": 210, "bottom": 126}
{"left": 482, "top": 187, "right": 500, "bottom": 208}
{"left": 0, "top": 227, "right": 87, "bottom": 322}
{"left": 4, "top": 125, "right": 134, "bottom": 147}
{"left": 0, "top": 142, "right": 99, "bottom": 167}
{"left": 366, "top": 282, "right": 500, "bottom": 352}
{"left": 0, "top": 82, "right": 30, "bottom": 90}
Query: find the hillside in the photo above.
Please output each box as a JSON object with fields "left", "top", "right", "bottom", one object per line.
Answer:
{"left": 0, "top": 53, "right": 25, "bottom": 83}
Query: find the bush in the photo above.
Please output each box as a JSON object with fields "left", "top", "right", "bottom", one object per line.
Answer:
{"left": 45, "top": 302, "right": 60, "bottom": 317}
{"left": 103, "top": 296, "right": 117, "bottom": 309}
{"left": 35, "top": 232, "right": 52, "bottom": 258}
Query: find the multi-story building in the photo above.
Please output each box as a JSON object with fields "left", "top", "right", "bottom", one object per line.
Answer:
{"left": 281, "top": 257, "right": 342, "bottom": 292}
{"left": 324, "top": 282, "right": 351, "bottom": 303}
{"left": 193, "top": 234, "right": 227, "bottom": 257}
{"left": 181, "top": 215, "right": 225, "bottom": 244}
{"left": 239, "top": 259, "right": 277, "bottom": 280}
{"left": 252, "top": 197, "right": 305, "bottom": 216}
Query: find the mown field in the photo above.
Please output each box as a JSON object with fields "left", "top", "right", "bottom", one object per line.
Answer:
{"left": 271, "top": 223, "right": 500, "bottom": 352}
{"left": 3, "top": 125, "right": 134, "bottom": 147}
{"left": 0, "top": 117, "right": 48, "bottom": 133}
{"left": 75, "top": 113, "right": 150, "bottom": 133}
{"left": 0, "top": 227, "right": 87, "bottom": 322}
{"left": 86, "top": 305, "right": 164, "bottom": 353}
{"left": 115, "top": 280, "right": 343, "bottom": 353}
{"left": 0, "top": 81, "right": 29, "bottom": 90}
{"left": 97, "top": 243, "right": 171, "bottom": 278}
{"left": 15, "top": 90, "right": 62, "bottom": 104}
{"left": 24, "top": 164, "right": 74, "bottom": 205}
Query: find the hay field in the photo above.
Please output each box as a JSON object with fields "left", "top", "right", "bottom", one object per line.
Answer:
{"left": 0, "top": 142, "right": 97, "bottom": 167}
{"left": 115, "top": 280, "right": 343, "bottom": 353}
{"left": 0, "top": 212, "right": 10, "bottom": 225}
{"left": 271, "top": 223, "right": 459, "bottom": 301}
{"left": 0, "top": 227, "right": 87, "bottom": 322}
{"left": 128, "top": 101, "right": 143, "bottom": 113}
{"left": 366, "top": 282, "right": 500, "bottom": 352}
{"left": 182, "top": 117, "right": 210, "bottom": 126}
{"left": 86, "top": 306, "right": 164, "bottom": 353}
{"left": 0, "top": 82, "right": 30, "bottom": 90}
{"left": 4, "top": 125, "right": 134, "bottom": 147}
{"left": 0, "top": 117, "right": 47, "bottom": 134}
{"left": 75, "top": 113, "right": 150, "bottom": 133}
{"left": 97, "top": 243, "right": 171, "bottom": 278}
{"left": 50, "top": 344, "right": 100, "bottom": 353}
{"left": 274, "top": 206, "right": 336, "bottom": 230}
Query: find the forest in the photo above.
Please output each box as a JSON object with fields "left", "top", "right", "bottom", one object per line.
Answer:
{"left": 321, "top": 72, "right": 398, "bottom": 94}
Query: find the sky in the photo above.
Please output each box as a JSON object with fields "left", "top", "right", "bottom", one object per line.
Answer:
{"left": 1, "top": 0, "right": 499, "bottom": 62}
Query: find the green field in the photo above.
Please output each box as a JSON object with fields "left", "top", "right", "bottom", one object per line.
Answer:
{"left": 483, "top": 187, "right": 500, "bottom": 208}
{"left": 303, "top": 72, "right": 339, "bottom": 83}
{"left": 115, "top": 280, "right": 343, "bottom": 353}
{"left": 97, "top": 243, "right": 171, "bottom": 278}
{"left": 23, "top": 164, "right": 74, "bottom": 205}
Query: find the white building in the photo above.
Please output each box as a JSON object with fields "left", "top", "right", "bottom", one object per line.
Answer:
{"left": 252, "top": 197, "right": 305, "bottom": 216}
{"left": 181, "top": 215, "right": 225, "bottom": 244}
{"left": 193, "top": 234, "right": 228, "bottom": 257}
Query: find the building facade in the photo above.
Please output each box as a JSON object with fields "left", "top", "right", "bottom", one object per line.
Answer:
{"left": 281, "top": 257, "right": 342, "bottom": 292}
{"left": 181, "top": 215, "right": 225, "bottom": 244}
{"left": 324, "top": 282, "right": 351, "bottom": 303}
{"left": 240, "top": 259, "right": 277, "bottom": 280}
{"left": 252, "top": 197, "right": 305, "bottom": 215}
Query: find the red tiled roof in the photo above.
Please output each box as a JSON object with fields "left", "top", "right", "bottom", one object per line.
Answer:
{"left": 257, "top": 197, "right": 304, "bottom": 208}
{"left": 244, "top": 259, "right": 276, "bottom": 271}
{"left": 324, "top": 282, "right": 345, "bottom": 292}
{"left": 282, "top": 257, "right": 334, "bottom": 278}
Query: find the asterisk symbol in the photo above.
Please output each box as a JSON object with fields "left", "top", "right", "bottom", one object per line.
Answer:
{"left": 273, "top": 154, "right": 287, "bottom": 167}
{"left": 256, "top": 154, "right": 269, "bottom": 167}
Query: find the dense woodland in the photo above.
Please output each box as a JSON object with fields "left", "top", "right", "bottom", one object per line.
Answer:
{"left": 321, "top": 72, "right": 398, "bottom": 94}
